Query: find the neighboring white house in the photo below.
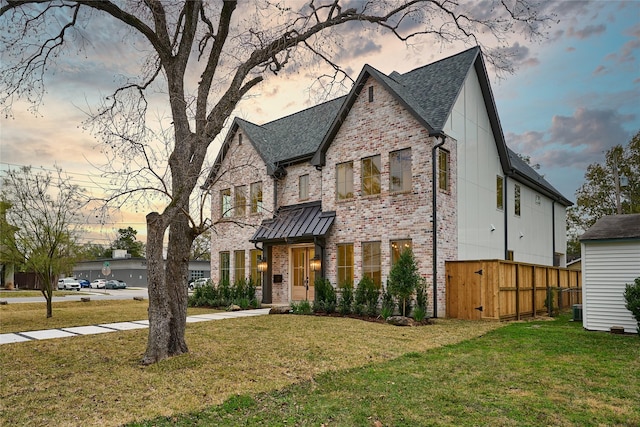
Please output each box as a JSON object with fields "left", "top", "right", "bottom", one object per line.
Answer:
{"left": 205, "top": 47, "right": 572, "bottom": 317}
{"left": 580, "top": 213, "right": 640, "bottom": 334}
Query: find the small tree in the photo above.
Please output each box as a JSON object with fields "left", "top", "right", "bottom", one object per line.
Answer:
{"left": 1, "top": 166, "right": 85, "bottom": 317}
{"left": 388, "top": 248, "right": 421, "bottom": 317}
{"left": 624, "top": 277, "right": 640, "bottom": 334}
{"left": 111, "top": 227, "right": 145, "bottom": 258}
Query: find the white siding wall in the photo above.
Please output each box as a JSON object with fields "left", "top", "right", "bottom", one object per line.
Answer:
{"left": 445, "top": 68, "right": 504, "bottom": 260}
{"left": 582, "top": 240, "right": 640, "bottom": 333}
{"left": 445, "top": 67, "right": 567, "bottom": 266}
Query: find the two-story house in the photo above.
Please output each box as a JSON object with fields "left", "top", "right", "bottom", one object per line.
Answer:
{"left": 205, "top": 47, "right": 572, "bottom": 317}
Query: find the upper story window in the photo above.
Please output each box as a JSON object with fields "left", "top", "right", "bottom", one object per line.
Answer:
{"left": 299, "top": 174, "right": 309, "bottom": 200}
{"left": 496, "top": 175, "right": 504, "bottom": 210}
{"left": 368, "top": 86, "right": 374, "bottom": 102}
{"left": 336, "top": 161, "right": 354, "bottom": 200}
{"left": 361, "top": 155, "right": 381, "bottom": 196}
{"left": 514, "top": 184, "right": 521, "bottom": 217}
{"left": 238, "top": 133, "right": 243, "bottom": 145}
{"left": 438, "top": 148, "right": 450, "bottom": 191}
{"left": 250, "top": 181, "right": 263, "bottom": 214}
{"left": 390, "top": 148, "right": 412, "bottom": 193}
{"left": 234, "top": 185, "right": 246, "bottom": 217}
{"left": 220, "top": 188, "right": 231, "bottom": 218}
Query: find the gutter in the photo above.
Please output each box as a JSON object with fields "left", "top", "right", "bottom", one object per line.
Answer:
{"left": 430, "top": 132, "right": 446, "bottom": 319}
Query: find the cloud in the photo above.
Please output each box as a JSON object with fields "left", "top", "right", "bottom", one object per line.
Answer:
{"left": 507, "top": 107, "right": 635, "bottom": 171}
{"left": 567, "top": 24, "right": 606, "bottom": 39}
{"left": 592, "top": 65, "right": 607, "bottom": 76}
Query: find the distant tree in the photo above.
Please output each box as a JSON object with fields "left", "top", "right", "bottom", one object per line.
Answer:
{"left": 1, "top": 166, "right": 85, "bottom": 317}
{"left": 191, "top": 230, "right": 211, "bottom": 261}
{"left": 111, "top": 227, "right": 145, "bottom": 258}
{"left": 80, "top": 243, "right": 110, "bottom": 260}
{"left": 568, "top": 131, "right": 640, "bottom": 256}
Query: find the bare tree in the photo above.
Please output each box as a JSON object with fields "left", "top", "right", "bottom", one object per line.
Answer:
{"left": 0, "top": 166, "right": 86, "bottom": 317}
{"left": 0, "top": 0, "right": 552, "bottom": 364}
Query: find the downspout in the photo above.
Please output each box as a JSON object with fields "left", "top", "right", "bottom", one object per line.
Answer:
{"left": 552, "top": 201, "right": 556, "bottom": 265}
{"left": 504, "top": 176, "right": 509, "bottom": 259}
{"left": 431, "top": 133, "right": 446, "bottom": 319}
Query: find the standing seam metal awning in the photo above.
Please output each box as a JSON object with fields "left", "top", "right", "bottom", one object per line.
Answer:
{"left": 250, "top": 202, "right": 335, "bottom": 243}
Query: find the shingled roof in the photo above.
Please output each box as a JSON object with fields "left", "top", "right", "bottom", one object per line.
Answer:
{"left": 207, "top": 47, "right": 571, "bottom": 206}
{"left": 580, "top": 214, "right": 640, "bottom": 241}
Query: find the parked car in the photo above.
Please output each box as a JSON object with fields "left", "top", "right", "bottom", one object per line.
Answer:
{"left": 189, "top": 278, "right": 211, "bottom": 290}
{"left": 78, "top": 279, "right": 91, "bottom": 288}
{"left": 57, "top": 278, "right": 81, "bottom": 291}
{"left": 91, "top": 279, "right": 106, "bottom": 289}
{"left": 116, "top": 280, "right": 127, "bottom": 289}
{"left": 105, "top": 280, "right": 126, "bottom": 289}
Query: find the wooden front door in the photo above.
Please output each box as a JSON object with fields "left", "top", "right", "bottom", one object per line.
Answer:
{"left": 291, "top": 246, "right": 315, "bottom": 301}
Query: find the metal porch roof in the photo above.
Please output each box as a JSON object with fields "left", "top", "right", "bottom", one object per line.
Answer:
{"left": 250, "top": 202, "right": 335, "bottom": 243}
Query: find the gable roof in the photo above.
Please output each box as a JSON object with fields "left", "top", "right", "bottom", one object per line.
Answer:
{"left": 579, "top": 214, "right": 640, "bottom": 241}
{"left": 207, "top": 47, "right": 571, "bottom": 206}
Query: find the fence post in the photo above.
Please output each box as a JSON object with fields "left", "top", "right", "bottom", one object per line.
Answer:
{"left": 515, "top": 264, "right": 520, "bottom": 320}
{"left": 532, "top": 267, "right": 536, "bottom": 319}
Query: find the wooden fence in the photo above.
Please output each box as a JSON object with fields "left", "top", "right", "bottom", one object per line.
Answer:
{"left": 446, "top": 260, "right": 582, "bottom": 321}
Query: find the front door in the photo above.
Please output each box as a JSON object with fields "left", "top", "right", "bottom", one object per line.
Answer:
{"left": 291, "top": 246, "right": 315, "bottom": 301}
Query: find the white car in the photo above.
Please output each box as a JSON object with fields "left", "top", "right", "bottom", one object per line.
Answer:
{"left": 57, "top": 278, "right": 81, "bottom": 291}
{"left": 91, "top": 279, "right": 106, "bottom": 289}
{"left": 189, "top": 278, "right": 211, "bottom": 290}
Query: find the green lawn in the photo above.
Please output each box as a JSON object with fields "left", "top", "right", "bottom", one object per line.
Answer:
{"left": 130, "top": 315, "right": 640, "bottom": 427}
{"left": 1, "top": 305, "right": 638, "bottom": 427}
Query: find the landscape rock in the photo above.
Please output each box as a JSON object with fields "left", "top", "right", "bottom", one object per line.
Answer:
{"left": 269, "top": 305, "right": 291, "bottom": 314}
{"left": 80, "top": 297, "right": 91, "bottom": 302}
{"left": 228, "top": 304, "right": 242, "bottom": 311}
{"left": 386, "top": 316, "right": 412, "bottom": 326}
{"left": 133, "top": 296, "right": 144, "bottom": 301}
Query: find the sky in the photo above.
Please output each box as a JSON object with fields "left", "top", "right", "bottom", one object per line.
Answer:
{"left": 0, "top": 0, "right": 639, "bottom": 245}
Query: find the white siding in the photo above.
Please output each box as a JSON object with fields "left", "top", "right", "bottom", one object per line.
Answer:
{"left": 446, "top": 68, "right": 504, "bottom": 260}
{"left": 446, "top": 67, "right": 566, "bottom": 266}
{"left": 582, "top": 240, "right": 640, "bottom": 333}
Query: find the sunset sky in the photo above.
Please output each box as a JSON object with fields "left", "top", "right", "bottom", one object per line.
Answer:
{"left": 0, "top": 0, "right": 638, "bottom": 245}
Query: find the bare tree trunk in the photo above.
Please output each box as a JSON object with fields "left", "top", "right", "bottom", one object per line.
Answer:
{"left": 142, "top": 212, "right": 172, "bottom": 365}
{"left": 165, "top": 214, "right": 193, "bottom": 355}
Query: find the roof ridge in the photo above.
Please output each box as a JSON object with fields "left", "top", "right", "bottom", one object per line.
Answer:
{"left": 261, "top": 95, "right": 346, "bottom": 127}
{"left": 398, "top": 46, "right": 480, "bottom": 77}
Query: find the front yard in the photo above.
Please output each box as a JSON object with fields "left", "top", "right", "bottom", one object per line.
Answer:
{"left": 0, "top": 301, "right": 637, "bottom": 426}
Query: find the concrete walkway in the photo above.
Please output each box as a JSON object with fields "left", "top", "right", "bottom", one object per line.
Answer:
{"left": 0, "top": 308, "right": 271, "bottom": 345}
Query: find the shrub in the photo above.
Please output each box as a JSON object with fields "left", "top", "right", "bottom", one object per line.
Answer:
{"left": 381, "top": 285, "right": 395, "bottom": 319}
{"left": 388, "top": 248, "right": 421, "bottom": 316}
{"left": 355, "top": 276, "right": 380, "bottom": 317}
{"left": 291, "top": 300, "right": 313, "bottom": 315}
{"left": 624, "top": 277, "right": 640, "bottom": 334}
{"left": 314, "top": 277, "right": 337, "bottom": 314}
{"left": 337, "top": 282, "right": 354, "bottom": 315}
{"left": 413, "top": 279, "right": 428, "bottom": 320}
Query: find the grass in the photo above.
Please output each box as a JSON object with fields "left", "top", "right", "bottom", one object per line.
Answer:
{"left": 0, "top": 310, "right": 500, "bottom": 427}
{"left": 0, "top": 289, "right": 90, "bottom": 298}
{"left": 1, "top": 308, "right": 638, "bottom": 427}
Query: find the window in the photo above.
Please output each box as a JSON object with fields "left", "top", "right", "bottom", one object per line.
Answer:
{"left": 361, "top": 155, "right": 381, "bottom": 196}
{"left": 514, "top": 184, "right": 521, "bottom": 217}
{"left": 496, "top": 176, "right": 504, "bottom": 210}
{"left": 250, "top": 249, "right": 262, "bottom": 286}
{"left": 390, "top": 239, "right": 412, "bottom": 266}
{"left": 438, "top": 149, "right": 450, "bottom": 191}
{"left": 250, "top": 181, "right": 263, "bottom": 214}
{"left": 362, "top": 241, "right": 381, "bottom": 287}
{"left": 390, "top": 148, "right": 412, "bottom": 193}
{"left": 220, "top": 252, "right": 230, "bottom": 284}
{"left": 220, "top": 189, "right": 231, "bottom": 218}
{"left": 368, "top": 86, "right": 374, "bottom": 102}
{"left": 299, "top": 174, "right": 309, "bottom": 200}
{"left": 190, "top": 270, "right": 205, "bottom": 281}
{"left": 238, "top": 133, "right": 243, "bottom": 145}
{"left": 234, "top": 185, "right": 247, "bottom": 217}
{"left": 336, "top": 161, "right": 354, "bottom": 200}
{"left": 337, "top": 243, "right": 354, "bottom": 286}
{"left": 234, "top": 250, "right": 245, "bottom": 283}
